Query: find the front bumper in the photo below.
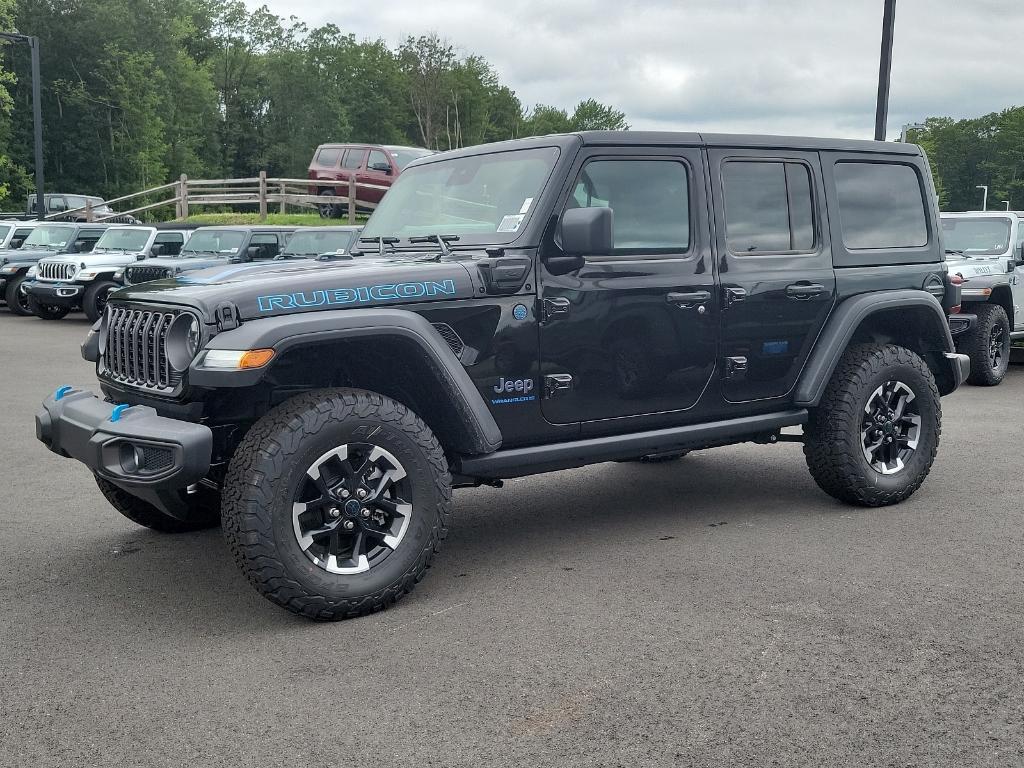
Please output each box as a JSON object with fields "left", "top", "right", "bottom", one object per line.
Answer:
{"left": 23, "top": 280, "right": 85, "bottom": 307}
{"left": 944, "top": 351, "right": 971, "bottom": 391}
{"left": 36, "top": 387, "right": 212, "bottom": 517}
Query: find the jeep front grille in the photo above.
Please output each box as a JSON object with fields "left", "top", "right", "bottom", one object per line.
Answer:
{"left": 103, "top": 306, "right": 179, "bottom": 391}
{"left": 38, "top": 261, "right": 76, "bottom": 281}
{"left": 124, "top": 265, "right": 170, "bottom": 285}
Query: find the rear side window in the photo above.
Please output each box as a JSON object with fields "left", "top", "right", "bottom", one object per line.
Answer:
{"left": 316, "top": 148, "right": 341, "bottom": 167}
{"left": 834, "top": 162, "right": 928, "bottom": 249}
{"left": 342, "top": 149, "right": 366, "bottom": 170}
{"left": 567, "top": 159, "right": 690, "bottom": 252}
{"left": 722, "top": 161, "right": 815, "bottom": 254}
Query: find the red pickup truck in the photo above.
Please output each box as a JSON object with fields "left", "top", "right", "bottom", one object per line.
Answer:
{"left": 308, "top": 143, "right": 433, "bottom": 217}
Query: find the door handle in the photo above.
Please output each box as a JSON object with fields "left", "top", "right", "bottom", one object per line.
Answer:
{"left": 666, "top": 290, "right": 711, "bottom": 306}
{"left": 785, "top": 283, "right": 825, "bottom": 299}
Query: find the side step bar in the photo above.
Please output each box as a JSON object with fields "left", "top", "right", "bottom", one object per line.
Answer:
{"left": 455, "top": 409, "right": 808, "bottom": 480}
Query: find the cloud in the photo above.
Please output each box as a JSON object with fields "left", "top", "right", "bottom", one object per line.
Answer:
{"left": 245, "top": 0, "right": 1024, "bottom": 139}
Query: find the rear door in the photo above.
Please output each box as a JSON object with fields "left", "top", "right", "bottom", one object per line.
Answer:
{"left": 341, "top": 148, "right": 368, "bottom": 205}
{"left": 708, "top": 149, "right": 835, "bottom": 402}
{"left": 538, "top": 146, "right": 718, "bottom": 425}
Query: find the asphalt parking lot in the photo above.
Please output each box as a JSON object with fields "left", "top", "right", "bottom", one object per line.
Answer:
{"left": 1, "top": 313, "right": 1022, "bottom": 767}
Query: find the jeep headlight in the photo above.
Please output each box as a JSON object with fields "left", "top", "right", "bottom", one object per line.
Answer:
{"left": 26, "top": 265, "right": 38, "bottom": 278}
{"left": 113, "top": 268, "right": 125, "bottom": 280}
{"left": 165, "top": 313, "right": 202, "bottom": 371}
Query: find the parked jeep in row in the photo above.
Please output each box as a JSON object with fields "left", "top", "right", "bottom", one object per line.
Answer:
{"left": 22, "top": 224, "right": 198, "bottom": 321}
{"left": 38, "top": 131, "right": 969, "bottom": 621}
{"left": 1, "top": 222, "right": 108, "bottom": 315}
{"left": 943, "top": 211, "right": 1024, "bottom": 386}
{"left": 117, "top": 226, "right": 297, "bottom": 287}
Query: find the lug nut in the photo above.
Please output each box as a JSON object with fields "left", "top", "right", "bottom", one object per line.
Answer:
{"left": 360, "top": 508, "right": 370, "bottom": 518}
{"left": 340, "top": 489, "right": 350, "bottom": 499}
{"left": 343, "top": 520, "right": 355, "bottom": 530}
{"left": 357, "top": 488, "right": 367, "bottom": 499}
{"left": 329, "top": 508, "right": 340, "bottom": 518}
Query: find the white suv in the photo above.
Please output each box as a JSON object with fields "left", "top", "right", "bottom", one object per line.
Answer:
{"left": 25, "top": 225, "right": 195, "bottom": 321}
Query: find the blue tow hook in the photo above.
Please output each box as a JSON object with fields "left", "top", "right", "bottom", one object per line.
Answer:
{"left": 54, "top": 386, "right": 73, "bottom": 401}
{"left": 110, "top": 404, "right": 131, "bottom": 422}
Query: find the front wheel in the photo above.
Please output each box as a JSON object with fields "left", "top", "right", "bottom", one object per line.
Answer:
{"left": 221, "top": 388, "right": 452, "bottom": 620}
{"left": 83, "top": 279, "right": 118, "bottom": 322}
{"left": 4, "top": 274, "right": 33, "bottom": 316}
{"left": 804, "top": 343, "right": 940, "bottom": 507}
{"left": 961, "top": 304, "right": 1010, "bottom": 386}
{"left": 27, "top": 294, "right": 70, "bottom": 320}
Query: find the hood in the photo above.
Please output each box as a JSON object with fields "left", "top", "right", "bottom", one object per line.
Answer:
{"left": 138, "top": 255, "right": 230, "bottom": 273}
{"left": 40, "top": 250, "right": 141, "bottom": 268}
{"left": 946, "top": 255, "right": 1013, "bottom": 281}
{"left": 0, "top": 247, "right": 55, "bottom": 265}
{"left": 110, "top": 254, "right": 480, "bottom": 322}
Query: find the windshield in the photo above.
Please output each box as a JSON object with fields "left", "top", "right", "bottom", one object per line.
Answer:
{"left": 23, "top": 224, "right": 75, "bottom": 249}
{"left": 363, "top": 147, "right": 560, "bottom": 246}
{"left": 95, "top": 228, "right": 150, "bottom": 251}
{"left": 181, "top": 230, "right": 245, "bottom": 256}
{"left": 941, "top": 217, "right": 1012, "bottom": 256}
{"left": 281, "top": 230, "right": 356, "bottom": 257}
{"left": 389, "top": 148, "right": 434, "bottom": 171}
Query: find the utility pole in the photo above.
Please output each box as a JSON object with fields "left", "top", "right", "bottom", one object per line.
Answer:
{"left": 0, "top": 33, "right": 44, "bottom": 219}
{"left": 874, "top": 0, "right": 897, "bottom": 141}
{"left": 976, "top": 185, "right": 988, "bottom": 211}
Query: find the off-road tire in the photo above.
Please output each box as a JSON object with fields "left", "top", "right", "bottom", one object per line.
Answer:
{"left": 95, "top": 476, "right": 221, "bottom": 533}
{"left": 4, "top": 274, "right": 32, "bottom": 316}
{"left": 961, "top": 303, "right": 1010, "bottom": 387}
{"left": 83, "top": 279, "right": 117, "bottom": 322}
{"left": 27, "top": 294, "right": 70, "bottom": 320}
{"left": 804, "top": 343, "right": 941, "bottom": 507}
{"left": 221, "top": 388, "right": 452, "bottom": 621}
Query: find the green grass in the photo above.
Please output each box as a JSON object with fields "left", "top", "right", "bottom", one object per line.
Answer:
{"left": 180, "top": 212, "right": 368, "bottom": 226}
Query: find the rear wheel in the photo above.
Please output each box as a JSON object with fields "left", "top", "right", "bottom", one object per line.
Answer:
{"left": 27, "top": 294, "right": 70, "bottom": 320}
{"left": 961, "top": 303, "right": 1010, "bottom": 386}
{"left": 804, "top": 343, "right": 940, "bottom": 507}
{"left": 95, "top": 477, "right": 220, "bottom": 533}
{"left": 4, "top": 274, "right": 32, "bottom": 316}
{"left": 83, "top": 279, "right": 117, "bottom": 322}
{"left": 317, "top": 190, "right": 339, "bottom": 219}
{"left": 221, "top": 388, "right": 452, "bottom": 620}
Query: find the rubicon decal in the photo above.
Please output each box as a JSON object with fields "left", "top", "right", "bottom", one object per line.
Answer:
{"left": 257, "top": 279, "right": 457, "bottom": 312}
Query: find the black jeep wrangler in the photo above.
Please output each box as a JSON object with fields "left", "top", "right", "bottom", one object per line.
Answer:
{"left": 37, "top": 132, "right": 969, "bottom": 620}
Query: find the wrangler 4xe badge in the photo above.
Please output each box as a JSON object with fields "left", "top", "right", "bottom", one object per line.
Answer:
{"left": 257, "top": 279, "right": 457, "bottom": 312}
{"left": 491, "top": 377, "right": 536, "bottom": 405}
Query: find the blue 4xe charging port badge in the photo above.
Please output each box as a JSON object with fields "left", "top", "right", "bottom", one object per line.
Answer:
{"left": 512, "top": 303, "right": 529, "bottom": 321}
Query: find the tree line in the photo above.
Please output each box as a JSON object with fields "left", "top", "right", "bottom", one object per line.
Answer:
{"left": 910, "top": 107, "right": 1024, "bottom": 211}
{"left": 0, "top": 0, "right": 628, "bottom": 206}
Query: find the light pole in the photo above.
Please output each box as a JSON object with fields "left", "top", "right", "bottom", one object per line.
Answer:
{"left": 976, "top": 185, "right": 988, "bottom": 211}
{"left": 0, "top": 33, "right": 43, "bottom": 220}
{"left": 874, "top": 0, "right": 897, "bottom": 141}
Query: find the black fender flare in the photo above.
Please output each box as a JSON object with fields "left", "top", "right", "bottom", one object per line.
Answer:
{"left": 794, "top": 290, "right": 958, "bottom": 406}
{"left": 189, "top": 307, "right": 503, "bottom": 455}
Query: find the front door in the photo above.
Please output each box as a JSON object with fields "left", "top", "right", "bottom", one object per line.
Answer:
{"left": 538, "top": 147, "right": 718, "bottom": 425}
{"left": 707, "top": 149, "right": 836, "bottom": 402}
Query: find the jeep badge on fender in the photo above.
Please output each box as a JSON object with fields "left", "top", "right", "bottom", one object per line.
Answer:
{"left": 36, "top": 131, "right": 969, "bottom": 621}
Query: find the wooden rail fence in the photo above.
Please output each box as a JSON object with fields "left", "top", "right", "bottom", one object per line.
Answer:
{"left": 45, "top": 173, "right": 387, "bottom": 224}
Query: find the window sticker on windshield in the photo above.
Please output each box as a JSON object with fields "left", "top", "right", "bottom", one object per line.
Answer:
{"left": 519, "top": 198, "right": 534, "bottom": 214}
{"left": 497, "top": 214, "right": 525, "bottom": 233}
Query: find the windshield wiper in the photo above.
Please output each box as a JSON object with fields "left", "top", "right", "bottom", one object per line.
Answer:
{"left": 408, "top": 234, "right": 460, "bottom": 261}
{"left": 945, "top": 248, "right": 970, "bottom": 258}
{"left": 353, "top": 236, "right": 399, "bottom": 256}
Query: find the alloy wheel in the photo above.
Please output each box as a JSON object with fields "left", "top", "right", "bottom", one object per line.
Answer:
{"left": 860, "top": 380, "right": 921, "bottom": 475}
{"left": 292, "top": 443, "right": 413, "bottom": 574}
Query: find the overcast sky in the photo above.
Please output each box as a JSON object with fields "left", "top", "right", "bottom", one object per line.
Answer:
{"left": 245, "top": 0, "right": 1024, "bottom": 139}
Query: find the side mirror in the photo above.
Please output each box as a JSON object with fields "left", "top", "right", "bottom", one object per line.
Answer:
{"left": 148, "top": 244, "right": 165, "bottom": 258}
{"left": 246, "top": 245, "right": 262, "bottom": 261}
{"left": 560, "top": 206, "right": 613, "bottom": 256}
{"left": 369, "top": 161, "right": 392, "bottom": 174}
